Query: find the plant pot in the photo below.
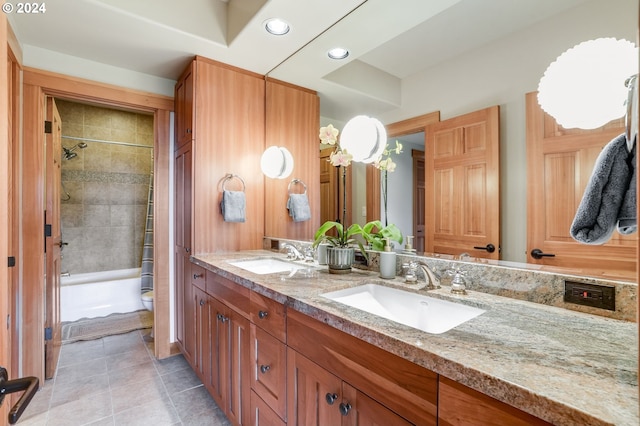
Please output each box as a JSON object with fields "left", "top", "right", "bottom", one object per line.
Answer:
{"left": 326, "top": 247, "right": 355, "bottom": 274}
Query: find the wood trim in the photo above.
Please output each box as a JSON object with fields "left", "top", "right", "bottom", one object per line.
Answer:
{"left": 195, "top": 55, "right": 264, "bottom": 79}
{"left": 367, "top": 112, "right": 440, "bottom": 226}
{"left": 23, "top": 67, "right": 174, "bottom": 111}
{"left": 22, "top": 82, "right": 46, "bottom": 381}
{"left": 0, "top": 15, "right": 10, "bottom": 422}
{"left": 21, "top": 68, "right": 174, "bottom": 385}
{"left": 386, "top": 111, "right": 440, "bottom": 137}
{"left": 265, "top": 76, "right": 318, "bottom": 95}
{"left": 6, "top": 18, "right": 21, "bottom": 65}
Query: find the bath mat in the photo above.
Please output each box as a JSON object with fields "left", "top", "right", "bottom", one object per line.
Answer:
{"left": 61, "top": 310, "right": 153, "bottom": 344}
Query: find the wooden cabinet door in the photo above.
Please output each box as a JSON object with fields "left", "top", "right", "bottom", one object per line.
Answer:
{"left": 438, "top": 377, "right": 551, "bottom": 426}
{"left": 175, "top": 62, "right": 194, "bottom": 150}
{"left": 525, "top": 92, "right": 635, "bottom": 279}
{"left": 193, "top": 286, "right": 210, "bottom": 381}
{"left": 251, "top": 324, "right": 287, "bottom": 420}
{"left": 226, "top": 306, "right": 250, "bottom": 426}
{"left": 341, "top": 382, "right": 412, "bottom": 426}
{"left": 425, "top": 106, "right": 500, "bottom": 259}
{"left": 251, "top": 390, "right": 286, "bottom": 426}
{"left": 287, "top": 348, "right": 343, "bottom": 426}
{"left": 207, "top": 296, "right": 227, "bottom": 408}
{"left": 208, "top": 296, "right": 251, "bottom": 426}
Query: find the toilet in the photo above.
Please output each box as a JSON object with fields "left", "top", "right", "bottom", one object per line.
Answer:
{"left": 141, "top": 291, "right": 154, "bottom": 340}
{"left": 141, "top": 291, "right": 154, "bottom": 311}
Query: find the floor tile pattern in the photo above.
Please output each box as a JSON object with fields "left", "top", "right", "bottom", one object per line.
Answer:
{"left": 17, "top": 330, "right": 230, "bottom": 426}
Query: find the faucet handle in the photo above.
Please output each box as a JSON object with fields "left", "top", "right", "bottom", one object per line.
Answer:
{"left": 403, "top": 262, "right": 418, "bottom": 283}
{"left": 449, "top": 269, "right": 468, "bottom": 295}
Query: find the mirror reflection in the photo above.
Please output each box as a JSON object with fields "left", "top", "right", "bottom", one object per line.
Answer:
{"left": 270, "top": 0, "right": 637, "bottom": 279}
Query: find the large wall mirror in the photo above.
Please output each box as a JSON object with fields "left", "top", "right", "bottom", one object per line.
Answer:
{"left": 267, "top": 0, "right": 638, "bottom": 279}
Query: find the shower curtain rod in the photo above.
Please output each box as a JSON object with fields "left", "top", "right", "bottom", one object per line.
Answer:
{"left": 62, "top": 135, "right": 153, "bottom": 149}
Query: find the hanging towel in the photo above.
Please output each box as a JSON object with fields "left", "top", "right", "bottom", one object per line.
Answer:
{"left": 570, "top": 133, "right": 633, "bottom": 244}
{"left": 617, "top": 142, "right": 636, "bottom": 234}
{"left": 287, "top": 193, "right": 311, "bottom": 222}
{"left": 221, "top": 190, "right": 246, "bottom": 222}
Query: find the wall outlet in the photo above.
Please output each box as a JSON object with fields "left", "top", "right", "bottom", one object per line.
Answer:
{"left": 564, "top": 281, "right": 615, "bottom": 311}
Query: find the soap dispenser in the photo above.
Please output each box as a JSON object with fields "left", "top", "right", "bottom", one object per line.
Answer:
{"left": 379, "top": 238, "right": 396, "bottom": 279}
{"left": 402, "top": 235, "right": 417, "bottom": 254}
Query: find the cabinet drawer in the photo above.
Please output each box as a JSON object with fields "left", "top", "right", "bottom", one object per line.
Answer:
{"left": 250, "top": 291, "right": 286, "bottom": 342}
{"left": 206, "top": 270, "right": 250, "bottom": 318}
{"left": 251, "top": 390, "right": 286, "bottom": 426}
{"left": 190, "top": 263, "right": 206, "bottom": 290}
{"left": 251, "top": 324, "right": 287, "bottom": 420}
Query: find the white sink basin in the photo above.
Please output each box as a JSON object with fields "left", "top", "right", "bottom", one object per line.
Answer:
{"left": 321, "top": 284, "right": 485, "bottom": 334}
{"left": 228, "top": 258, "right": 309, "bottom": 275}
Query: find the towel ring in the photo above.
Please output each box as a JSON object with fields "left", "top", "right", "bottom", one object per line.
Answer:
{"left": 222, "top": 174, "right": 246, "bottom": 192}
{"left": 288, "top": 178, "right": 307, "bottom": 195}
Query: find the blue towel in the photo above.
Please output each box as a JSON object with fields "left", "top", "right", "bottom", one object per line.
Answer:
{"left": 221, "top": 190, "right": 246, "bottom": 223}
{"left": 287, "top": 193, "right": 311, "bottom": 222}
{"left": 570, "top": 134, "right": 634, "bottom": 244}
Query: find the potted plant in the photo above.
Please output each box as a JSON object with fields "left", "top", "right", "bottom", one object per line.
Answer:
{"left": 313, "top": 220, "right": 369, "bottom": 274}
{"left": 363, "top": 220, "right": 403, "bottom": 251}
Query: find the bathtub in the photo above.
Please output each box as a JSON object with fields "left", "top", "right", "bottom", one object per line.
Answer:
{"left": 60, "top": 267, "right": 146, "bottom": 322}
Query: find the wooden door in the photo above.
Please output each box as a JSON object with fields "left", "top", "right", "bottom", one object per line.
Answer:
{"left": 193, "top": 286, "right": 209, "bottom": 381}
{"left": 425, "top": 106, "right": 500, "bottom": 259}
{"left": 287, "top": 348, "right": 343, "bottom": 426}
{"left": 526, "top": 92, "right": 635, "bottom": 279}
{"left": 413, "top": 150, "right": 425, "bottom": 252}
{"left": 207, "top": 296, "right": 226, "bottom": 408}
{"left": 320, "top": 147, "right": 352, "bottom": 227}
{"left": 225, "top": 306, "right": 250, "bottom": 426}
{"left": 342, "top": 382, "right": 412, "bottom": 426}
{"left": 44, "top": 97, "right": 62, "bottom": 379}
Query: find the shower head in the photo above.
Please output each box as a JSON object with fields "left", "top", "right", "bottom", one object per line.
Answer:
{"left": 63, "top": 142, "right": 88, "bottom": 160}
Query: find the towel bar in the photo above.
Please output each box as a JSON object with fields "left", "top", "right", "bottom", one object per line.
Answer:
{"left": 288, "top": 178, "right": 307, "bottom": 194}
{"left": 222, "top": 174, "right": 246, "bottom": 192}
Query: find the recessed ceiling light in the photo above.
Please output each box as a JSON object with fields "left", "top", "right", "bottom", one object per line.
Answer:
{"left": 264, "top": 18, "right": 290, "bottom": 36}
{"left": 328, "top": 47, "right": 349, "bottom": 60}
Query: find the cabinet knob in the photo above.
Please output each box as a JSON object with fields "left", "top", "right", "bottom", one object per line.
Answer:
{"left": 325, "top": 393, "right": 339, "bottom": 405}
{"left": 260, "top": 364, "right": 271, "bottom": 374}
{"left": 193, "top": 273, "right": 203, "bottom": 279}
{"left": 339, "top": 402, "right": 351, "bottom": 416}
{"left": 185, "top": 247, "right": 190, "bottom": 253}
{"left": 258, "top": 310, "right": 269, "bottom": 319}
{"left": 199, "top": 299, "right": 205, "bottom": 306}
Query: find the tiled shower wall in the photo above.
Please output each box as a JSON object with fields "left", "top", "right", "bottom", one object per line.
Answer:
{"left": 57, "top": 100, "right": 154, "bottom": 274}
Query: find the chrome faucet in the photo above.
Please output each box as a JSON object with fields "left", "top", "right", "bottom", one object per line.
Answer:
{"left": 281, "top": 243, "right": 305, "bottom": 261}
{"left": 416, "top": 261, "right": 441, "bottom": 290}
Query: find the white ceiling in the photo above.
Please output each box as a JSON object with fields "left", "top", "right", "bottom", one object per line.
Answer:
{"left": 8, "top": 0, "right": 590, "bottom": 119}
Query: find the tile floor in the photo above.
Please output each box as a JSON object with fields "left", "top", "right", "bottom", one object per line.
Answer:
{"left": 17, "top": 329, "right": 231, "bottom": 425}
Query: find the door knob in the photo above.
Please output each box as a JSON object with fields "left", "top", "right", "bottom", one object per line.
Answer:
{"left": 57, "top": 241, "right": 68, "bottom": 248}
{"left": 473, "top": 243, "right": 496, "bottom": 253}
{"left": 531, "top": 248, "right": 555, "bottom": 259}
{"left": 0, "top": 367, "right": 39, "bottom": 424}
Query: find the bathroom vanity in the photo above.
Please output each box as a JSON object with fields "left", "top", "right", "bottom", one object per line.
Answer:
{"left": 177, "top": 250, "right": 637, "bottom": 426}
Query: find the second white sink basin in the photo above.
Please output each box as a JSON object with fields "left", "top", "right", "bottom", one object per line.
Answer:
{"left": 228, "top": 257, "right": 309, "bottom": 275}
{"left": 322, "top": 284, "right": 485, "bottom": 334}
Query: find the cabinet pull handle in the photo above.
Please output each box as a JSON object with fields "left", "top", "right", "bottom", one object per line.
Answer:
{"left": 260, "top": 364, "right": 271, "bottom": 374}
{"left": 199, "top": 299, "right": 205, "bottom": 306}
{"left": 339, "top": 402, "right": 351, "bottom": 416}
{"left": 473, "top": 243, "right": 496, "bottom": 253}
{"left": 258, "top": 310, "right": 268, "bottom": 319}
{"left": 531, "top": 248, "right": 555, "bottom": 259}
{"left": 325, "top": 393, "right": 339, "bottom": 405}
{"left": 193, "top": 273, "right": 203, "bottom": 279}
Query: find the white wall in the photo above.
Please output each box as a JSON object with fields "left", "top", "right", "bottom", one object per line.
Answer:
{"left": 376, "top": 0, "right": 637, "bottom": 262}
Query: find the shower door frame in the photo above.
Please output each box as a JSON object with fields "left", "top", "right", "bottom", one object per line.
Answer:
{"left": 20, "top": 67, "right": 174, "bottom": 383}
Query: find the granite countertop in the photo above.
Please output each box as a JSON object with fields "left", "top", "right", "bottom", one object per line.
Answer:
{"left": 192, "top": 250, "right": 638, "bottom": 426}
